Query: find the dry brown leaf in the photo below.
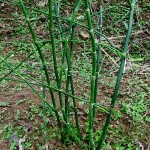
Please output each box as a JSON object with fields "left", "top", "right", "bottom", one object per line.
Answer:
{"left": 37, "top": 0, "right": 48, "bottom": 7}
{"left": 77, "top": 15, "right": 84, "bottom": 20}
{"left": 0, "top": 23, "right": 5, "bottom": 28}
{"left": 80, "top": 31, "right": 89, "bottom": 39}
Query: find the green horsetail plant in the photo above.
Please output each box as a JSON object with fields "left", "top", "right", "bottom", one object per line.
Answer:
{"left": 64, "top": 0, "right": 81, "bottom": 138}
{"left": 70, "top": 25, "right": 76, "bottom": 63}
{"left": 64, "top": 24, "right": 76, "bottom": 122}
{"left": 53, "top": 0, "right": 82, "bottom": 137}
{"left": 48, "top": 0, "right": 67, "bottom": 125}
{"left": 54, "top": 1, "right": 69, "bottom": 124}
{"left": 19, "top": 0, "right": 64, "bottom": 141}
{"left": 93, "top": 7, "right": 103, "bottom": 118}
{"left": 2, "top": 0, "right": 137, "bottom": 149}
{"left": 85, "top": 0, "right": 97, "bottom": 149}
{"left": 96, "top": 0, "right": 137, "bottom": 149}
{"left": 54, "top": 1, "right": 63, "bottom": 56}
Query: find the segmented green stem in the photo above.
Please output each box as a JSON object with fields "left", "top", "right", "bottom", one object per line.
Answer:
{"left": 19, "top": 0, "right": 64, "bottom": 141}
{"left": 48, "top": 0, "right": 67, "bottom": 124}
{"left": 64, "top": 24, "right": 75, "bottom": 121}
{"left": 48, "top": 0, "right": 60, "bottom": 91}
{"left": 54, "top": 1, "right": 63, "bottom": 56}
{"left": 54, "top": 0, "right": 82, "bottom": 137}
{"left": 64, "top": 0, "right": 81, "bottom": 137}
{"left": 96, "top": 0, "right": 137, "bottom": 149}
{"left": 70, "top": 25, "right": 75, "bottom": 63}
{"left": 93, "top": 7, "right": 103, "bottom": 118}
{"left": 85, "top": 0, "right": 97, "bottom": 149}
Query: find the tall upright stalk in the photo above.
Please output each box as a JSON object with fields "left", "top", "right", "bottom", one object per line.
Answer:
{"left": 70, "top": 25, "right": 76, "bottom": 63}
{"left": 64, "top": 24, "right": 75, "bottom": 121}
{"left": 54, "top": 0, "right": 81, "bottom": 137}
{"left": 54, "top": 1, "right": 63, "bottom": 56}
{"left": 48, "top": 0, "right": 67, "bottom": 123}
{"left": 48, "top": 0, "right": 60, "bottom": 96}
{"left": 93, "top": 7, "right": 103, "bottom": 118}
{"left": 85, "top": 0, "right": 97, "bottom": 149}
{"left": 64, "top": 0, "right": 80, "bottom": 137}
{"left": 19, "top": 0, "right": 64, "bottom": 141}
{"left": 96, "top": 0, "right": 137, "bottom": 149}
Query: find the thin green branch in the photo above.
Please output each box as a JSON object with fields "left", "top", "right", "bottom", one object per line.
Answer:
{"left": 93, "top": 7, "right": 103, "bottom": 118}
{"left": 96, "top": 0, "right": 137, "bottom": 149}
{"left": 0, "top": 55, "right": 53, "bottom": 111}
{"left": 54, "top": 0, "right": 82, "bottom": 137}
{"left": 19, "top": 0, "right": 64, "bottom": 141}
{"left": 0, "top": 52, "right": 34, "bottom": 81}
{"left": 48, "top": 0, "right": 67, "bottom": 124}
{"left": 85, "top": 0, "right": 97, "bottom": 149}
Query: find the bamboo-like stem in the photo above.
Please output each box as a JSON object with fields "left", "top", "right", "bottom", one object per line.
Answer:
{"left": 65, "top": 77, "right": 70, "bottom": 119}
{"left": 54, "top": 1, "right": 67, "bottom": 116}
{"left": 48, "top": 0, "right": 60, "bottom": 92}
{"left": 54, "top": 0, "right": 81, "bottom": 137}
{"left": 64, "top": 0, "right": 80, "bottom": 137}
{"left": 93, "top": 7, "right": 103, "bottom": 118}
{"left": 85, "top": 0, "right": 97, "bottom": 149}
{"left": 54, "top": 1, "right": 63, "bottom": 56}
{"left": 64, "top": 24, "right": 75, "bottom": 122}
{"left": 64, "top": 0, "right": 81, "bottom": 137}
{"left": 96, "top": 0, "right": 137, "bottom": 149}
{"left": 48, "top": 0, "right": 67, "bottom": 124}
{"left": 70, "top": 25, "right": 75, "bottom": 63}
{"left": 54, "top": 0, "right": 70, "bottom": 130}
{"left": 19, "top": 0, "right": 64, "bottom": 141}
